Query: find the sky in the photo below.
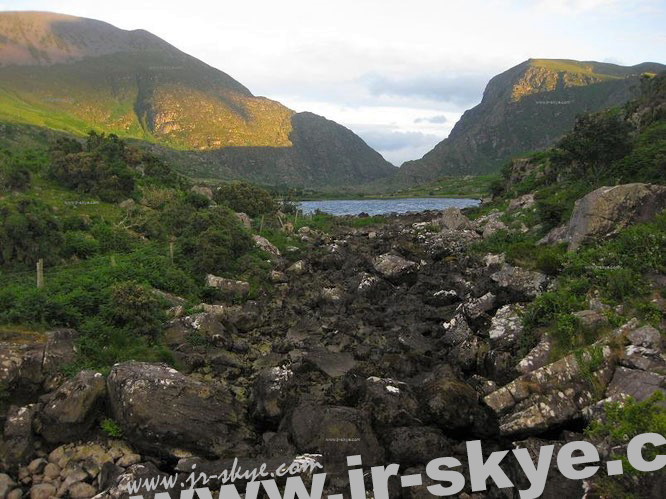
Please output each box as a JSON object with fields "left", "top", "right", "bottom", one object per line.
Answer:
{"left": 2, "top": 0, "right": 665, "bottom": 165}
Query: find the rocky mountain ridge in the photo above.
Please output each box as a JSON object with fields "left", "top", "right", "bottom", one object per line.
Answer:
{"left": 397, "top": 59, "right": 666, "bottom": 182}
{"left": 0, "top": 11, "right": 397, "bottom": 188}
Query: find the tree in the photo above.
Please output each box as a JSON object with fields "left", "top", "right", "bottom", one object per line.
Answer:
{"left": 554, "top": 110, "right": 633, "bottom": 184}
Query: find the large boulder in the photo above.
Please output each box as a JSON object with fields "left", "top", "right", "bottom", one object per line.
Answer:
{"left": 566, "top": 183, "right": 666, "bottom": 250}
{"left": 491, "top": 264, "right": 548, "bottom": 300}
{"left": 36, "top": 370, "right": 107, "bottom": 444}
{"left": 106, "top": 362, "right": 252, "bottom": 458}
{"left": 418, "top": 365, "right": 497, "bottom": 437}
{"left": 289, "top": 403, "right": 384, "bottom": 469}
{"left": 437, "top": 208, "right": 473, "bottom": 231}
{"left": 483, "top": 346, "right": 615, "bottom": 437}
{"left": 2, "top": 404, "right": 38, "bottom": 470}
{"left": 205, "top": 274, "right": 250, "bottom": 298}
{"left": 253, "top": 235, "right": 281, "bottom": 258}
{"left": 373, "top": 253, "right": 417, "bottom": 284}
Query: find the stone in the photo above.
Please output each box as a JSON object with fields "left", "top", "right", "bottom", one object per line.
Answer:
{"left": 3, "top": 404, "right": 38, "bottom": 470}
{"left": 516, "top": 335, "right": 553, "bottom": 375}
{"left": 373, "top": 253, "right": 417, "bottom": 284}
{"left": 507, "top": 193, "right": 535, "bottom": 212}
{"left": 606, "top": 367, "right": 666, "bottom": 402}
{"left": 29, "top": 483, "right": 56, "bottom": 499}
{"left": 289, "top": 404, "right": 384, "bottom": 469}
{"left": 437, "top": 207, "right": 473, "bottom": 231}
{"left": 250, "top": 366, "right": 294, "bottom": 427}
{"left": 107, "top": 362, "right": 252, "bottom": 459}
{"left": 303, "top": 350, "right": 357, "bottom": 378}
{"left": 386, "top": 427, "right": 451, "bottom": 465}
{"left": 566, "top": 183, "right": 666, "bottom": 250}
{"left": 286, "top": 260, "right": 307, "bottom": 275}
{"left": 488, "top": 304, "right": 525, "bottom": 349}
{"left": 464, "top": 292, "right": 496, "bottom": 320}
{"left": 68, "top": 481, "right": 97, "bottom": 498}
{"left": 0, "top": 473, "right": 17, "bottom": 498}
{"left": 36, "top": 370, "right": 106, "bottom": 444}
{"left": 537, "top": 225, "right": 568, "bottom": 246}
{"left": 253, "top": 235, "right": 281, "bottom": 258}
{"left": 205, "top": 274, "right": 250, "bottom": 297}
{"left": 491, "top": 264, "right": 548, "bottom": 300}
{"left": 572, "top": 310, "right": 608, "bottom": 330}
{"left": 627, "top": 325, "right": 662, "bottom": 349}
{"left": 235, "top": 212, "right": 252, "bottom": 229}
{"left": 419, "top": 365, "right": 497, "bottom": 437}
{"left": 361, "top": 377, "right": 419, "bottom": 427}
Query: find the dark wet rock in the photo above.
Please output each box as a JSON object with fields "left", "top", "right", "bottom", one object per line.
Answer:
{"left": 439, "top": 314, "right": 473, "bottom": 346}
{"left": 303, "top": 350, "right": 357, "bottom": 378}
{"left": 418, "top": 365, "right": 497, "bottom": 437}
{"left": 36, "top": 370, "right": 106, "bottom": 444}
{"left": 386, "top": 426, "right": 452, "bottom": 465}
{"left": 2, "top": 404, "right": 38, "bottom": 470}
{"left": 107, "top": 362, "right": 252, "bottom": 459}
{"left": 289, "top": 403, "right": 384, "bottom": 469}
{"left": 250, "top": 366, "right": 294, "bottom": 427}
{"left": 373, "top": 253, "right": 417, "bottom": 284}
{"left": 360, "top": 376, "right": 420, "bottom": 427}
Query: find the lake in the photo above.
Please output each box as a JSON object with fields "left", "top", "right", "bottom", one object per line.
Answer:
{"left": 297, "top": 197, "right": 480, "bottom": 216}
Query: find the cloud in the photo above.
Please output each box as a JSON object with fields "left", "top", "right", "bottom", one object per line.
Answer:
{"left": 360, "top": 72, "right": 490, "bottom": 106}
{"left": 359, "top": 129, "right": 441, "bottom": 152}
{"left": 415, "top": 115, "right": 448, "bottom": 124}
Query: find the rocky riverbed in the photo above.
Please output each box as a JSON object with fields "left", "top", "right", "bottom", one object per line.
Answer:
{"left": 1, "top": 186, "right": 665, "bottom": 498}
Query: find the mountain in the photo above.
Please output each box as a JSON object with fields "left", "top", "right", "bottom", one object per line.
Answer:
{"left": 0, "top": 11, "right": 396, "bottom": 187}
{"left": 397, "top": 59, "right": 666, "bottom": 183}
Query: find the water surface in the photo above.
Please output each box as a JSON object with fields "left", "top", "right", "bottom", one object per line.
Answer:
{"left": 298, "top": 197, "right": 480, "bottom": 216}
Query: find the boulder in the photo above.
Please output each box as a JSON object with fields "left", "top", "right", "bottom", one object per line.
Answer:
{"left": 418, "top": 366, "right": 497, "bottom": 437}
{"left": 373, "top": 253, "right": 417, "bottom": 284}
{"left": 484, "top": 346, "right": 615, "bottom": 437}
{"left": 235, "top": 212, "right": 252, "bottom": 229}
{"left": 488, "top": 304, "right": 525, "bottom": 349}
{"left": 107, "top": 362, "right": 252, "bottom": 458}
{"left": 289, "top": 404, "right": 384, "bottom": 469}
{"left": 566, "top": 183, "right": 666, "bottom": 250}
{"left": 491, "top": 264, "right": 547, "bottom": 300}
{"left": 2, "top": 404, "right": 38, "bottom": 470}
{"left": 205, "top": 274, "right": 250, "bottom": 297}
{"left": 464, "top": 292, "right": 496, "bottom": 320}
{"left": 386, "top": 427, "right": 452, "bottom": 465}
{"left": 437, "top": 208, "right": 473, "bottom": 231}
{"left": 606, "top": 366, "right": 666, "bottom": 402}
{"left": 253, "top": 235, "right": 281, "bottom": 258}
{"left": 361, "top": 377, "right": 419, "bottom": 427}
{"left": 250, "top": 366, "right": 294, "bottom": 427}
{"left": 36, "top": 370, "right": 107, "bottom": 444}
{"left": 507, "top": 193, "right": 535, "bottom": 213}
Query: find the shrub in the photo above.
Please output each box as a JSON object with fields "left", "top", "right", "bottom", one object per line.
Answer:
{"left": 104, "top": 281, "right": 164, "bottom": 339}
{"left": 214, "top": 181, "right": 276, "bottom": 217}
{"left": 101, "top": 418, "right": 123, "bottom": 438}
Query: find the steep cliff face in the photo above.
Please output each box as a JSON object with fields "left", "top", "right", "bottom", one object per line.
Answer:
{"left": 0, "top": 11, "right": 396, "bottom": 187}
{"left": 397, "top": 59, "right": 666, "bottom": 183}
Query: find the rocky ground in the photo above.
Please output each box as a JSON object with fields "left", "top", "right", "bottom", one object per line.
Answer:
{"left": 1, "top": 184, "right": 665, "bottom": 498}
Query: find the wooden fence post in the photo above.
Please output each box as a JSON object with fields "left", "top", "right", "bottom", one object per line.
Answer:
{"left": 36, "top": 259, "right": 44, "bottom": 288}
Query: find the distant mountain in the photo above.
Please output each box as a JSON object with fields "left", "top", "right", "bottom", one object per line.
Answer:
{"left": 397, "top": 59, "right": 666, "bottom": 182}
{"left": 0, "top": 11, "right": 396, "bottom": 187}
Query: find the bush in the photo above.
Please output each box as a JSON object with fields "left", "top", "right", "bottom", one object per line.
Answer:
{"left": 213, "top": 181, "right": 276, "bottom": 217}
{"left": 104, "top": 281, "right": 165, "bottom": 339}
{"left": 101, "top": 418, "right": 123, "bottom": 438}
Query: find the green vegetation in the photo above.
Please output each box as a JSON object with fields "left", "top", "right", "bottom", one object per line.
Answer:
{"left": 213, "top": 181, "right": 277, "bottom": 217}
{"left": 100, "top": 418, "right": 124, "bottom": 438}
{"left": 472, "top": 73, "right": 666, "bottom": 360}
{"left": 0, "top": 132, "right": 289, "bottom": 371}
{"left": 585, "top": 393, "right": 666, "bottom": 497}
